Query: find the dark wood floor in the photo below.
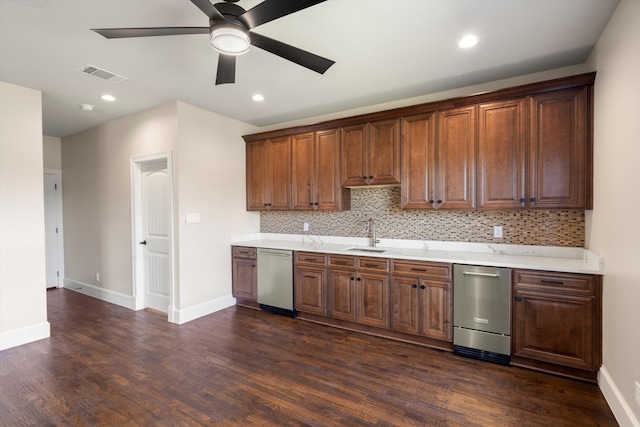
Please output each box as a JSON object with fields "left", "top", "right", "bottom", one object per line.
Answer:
{"left": 0, "top": 289, "right": 617, "bottom": 426}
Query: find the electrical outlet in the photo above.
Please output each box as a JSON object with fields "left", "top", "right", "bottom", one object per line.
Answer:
{"left": 303, "top": 222, "right": 309, "bottom": 232}
{"left": 493, "top": 226, "right": 503, "bottom": 238}
{"left": 635, "top": 381, "right": 640, "bottom": 408}
{"left": 96, "top": 273, "right": 100, "bottom": 282}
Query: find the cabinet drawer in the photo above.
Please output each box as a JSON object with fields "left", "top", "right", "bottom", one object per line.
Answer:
{"left": 232, "top": 246, "right": 257, "bottom": 259}
{"left": 296, "top": 252, "right": 327, "bottom": 265}
{"left": 514, "top": 270, "right": 596, "bottom": 294}
{"left": 391, "top": 260, "right": 451, "bottom": 279}
{"left": 328, "top": 255, "right": 356, "bottom": 268}
{"left": 357, "top": 257, "right": 389, "bottom": 272}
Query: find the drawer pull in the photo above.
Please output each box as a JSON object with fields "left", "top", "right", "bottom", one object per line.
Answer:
{"left": 410, "top": 268, "right": 427, "bottom": 272}
{"left": 302, "top": 258, "right": 319, "bottom": 262}
{"left": 303, "top": 275, "right": 317, "bottom": 279}
{"left": 364, "top": 263, "right": 381, "bottom": 268}
{"left": 334, "top": 261, "right": 349, "bottom": 265}
{"left": 541, "top": 279, "right": 564, "bottom": 285}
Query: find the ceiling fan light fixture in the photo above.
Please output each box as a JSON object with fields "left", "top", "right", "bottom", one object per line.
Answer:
{"left": 210, "top": 24, "right": 250, "bottom": 55}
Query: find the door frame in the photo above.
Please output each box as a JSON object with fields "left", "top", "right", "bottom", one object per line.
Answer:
{"left": 130, "top": 152, "right": 176, "bottom": 321}
{"left": 44, "top": 168, "right": 64, "bottom": 287}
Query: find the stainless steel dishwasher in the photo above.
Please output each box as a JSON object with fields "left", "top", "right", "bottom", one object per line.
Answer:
{"left": 257, "top": 248, "right": 294, "bottom": 317}
{"left": 453, "top": 264, "right": 511, "bottom": 365}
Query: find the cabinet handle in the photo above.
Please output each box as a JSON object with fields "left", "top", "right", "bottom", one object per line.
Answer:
{"left": 515, "top": 296, "right": 522, "bottom": 302}
{"left": 437, "top": 200, "right": 442, "bottom": 204}
{"left": 334, "top": 261, "right": 348, "bottom": 265}
{"left": 364, "top": 263, "right": 380, "bottom": 268}
{"left": 541, "top": 279, "right": 564, "bottom": 285}
{"left": 356, "top": 277, "right": 361, "bottom": 281}
{"left": 362, "top": 176, "right": 367, "bottom": 180}
{"left": 350, "top": 276, "right": 355, "bottom": 280}
{"left": 519, "top": 198, "right": 525, "bottom": 203}
{"left": 411, "top": 268, "right": 427, "bottom": 272}
{"left": 529, "top": 197, "right": 536, "bottom": 203}
{"left": 252, "top": 264, "right": 256, "bottom": 268}
{"left": 303, "top": 275, "right": 316, "bottom": 279}
{"left": 314, "top": 202, "right": 319, "bottom": 206}
{"left": 420, "top": 285, "right": 426, "bottom": 289}
{"left": 368, "top": 176, "right": 374, "bottom": 179}
{"left": 429, "top": 199, "right": 434, "bottom": 204}
{"left": 412, "top": 284, "right": 418, "bottom": 288}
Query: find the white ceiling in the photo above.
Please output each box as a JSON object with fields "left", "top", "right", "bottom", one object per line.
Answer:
{"left": 0, "top": 0, "right": 619, "bottom": 138}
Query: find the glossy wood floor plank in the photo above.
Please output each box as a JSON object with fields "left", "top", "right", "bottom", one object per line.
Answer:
{"left": 0, "top": 289, "right": 617, "bottom": 426}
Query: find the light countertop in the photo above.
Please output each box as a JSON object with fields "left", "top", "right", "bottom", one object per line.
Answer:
{"left": 230, "top": 233, "right": 604, "bottom": 275}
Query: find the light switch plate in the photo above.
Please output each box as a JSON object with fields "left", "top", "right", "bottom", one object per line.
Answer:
{"left": 494, "top": 226, "right": 503, "bottom": 238}
{"left": 185, "top": 213, "right": 201, "bottom": 224}
{"left": 303, "top": 222, "right": 309, "bottom": 232}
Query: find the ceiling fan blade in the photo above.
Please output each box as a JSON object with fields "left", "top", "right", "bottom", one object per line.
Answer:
{"left": 92, "top": 27, "right": 209, "bottom": 39}
{"left": 191, "top": 0, "right": 225, "bottom": 22}
{"left": 249, "top": 32, "right": 335, "bottom": 75}
{"left": 238, "top": 0, "right": 326, "bottom": 29}
{"left": 216, "top": 54, "right": 236, "bottom": 85}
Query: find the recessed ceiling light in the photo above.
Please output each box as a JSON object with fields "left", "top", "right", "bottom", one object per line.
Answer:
{"left": 252, "top": 94, "right": 265, "bottom": 102}
{"left": 80, "top": 104, "right": 95, "bottom": 111}
{"left": 101, "top": 94, "right": 116, "bottom": 101}
{"left": 458, "top": 34, "right": 478, "bottom": 49}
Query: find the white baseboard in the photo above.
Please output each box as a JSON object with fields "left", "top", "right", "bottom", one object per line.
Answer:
{"left": 170, "top": 294, "right": 236, "bottom": 325}
{"left": 63, "top": 279, "right": 136, "bottom": 310}
{"left": 599, "top": 366, "right": 640, "bottom": 427}
{"left": 0, "top": 321, "right": 50, "bottom": 351}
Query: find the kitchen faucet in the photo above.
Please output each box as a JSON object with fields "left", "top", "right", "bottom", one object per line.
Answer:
{"left": 367, "top": 218, "right": 380, "bottom": 248}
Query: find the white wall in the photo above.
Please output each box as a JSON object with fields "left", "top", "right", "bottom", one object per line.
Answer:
{"left": 175, "top": 102, "right": 260, "bottom": 311}
{"left": 585, "top": 0, "right": 640, "bottom": 424}
{"left": 43, "top": 135, "right": 61, "bottom": 170}
{"left": 0, "top": 81, "right": 49, "bottom": 350}
{"left": 62, "top": 103, "right": 179, "bottom": 296}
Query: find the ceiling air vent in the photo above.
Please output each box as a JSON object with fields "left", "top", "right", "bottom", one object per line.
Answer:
{"left": 77, "top": 64, "right": 128, "bottom": 84}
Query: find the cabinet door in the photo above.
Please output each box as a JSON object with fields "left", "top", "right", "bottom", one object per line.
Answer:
{"left": 368, "top": 119, "right": 401, "bottom": 186}
{"left": 436, "top": 106, "right": 476, "bottom": 210}
{"left": 315, "top": 128, "right": 347, "bottom": 210}
{"left": 328, "top": 269, "right": 357, "bottom": 322}
{"left": 528, "top": 87, "right": 587, "bottom": 209}
{"left": 513, "top": 288, "right": 595, "bottom": 370}
{"left": 232, "top": 257, "right": 257, "bottom": 300}
{"left": 246, "top": 140, "right": 268, "bottom": 210}
{"left": 291, "top": 132, "right": 315, "bottom": 210}
{"left": 357, "top": 272, "right": 390, "bottom": 329}
{"left": 401, "top": 113, "right": 436, "bottom": 209}
{"left": 267, "top": 136, "right": 292, "bottom": 210}
{"left": 295, "top": 266, "right": 327, "bottom": 316}
{"left": 420, "top": 279, "right": 452, "bottom": 342}
{"left": 478, "top": 98, "right": 527, "bottom": 210}
{"left": 341, "top": 124, "right": 368, "bottom": 187}
{"left": 390, "top": 276, "right": 420, "bottom": 335}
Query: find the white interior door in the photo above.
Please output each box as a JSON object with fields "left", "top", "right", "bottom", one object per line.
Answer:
{"left": 43, "top": 172, "right": 61, "bottom": 288}
{"left": 140, "top": 160, "right": 171, "bottom": 312}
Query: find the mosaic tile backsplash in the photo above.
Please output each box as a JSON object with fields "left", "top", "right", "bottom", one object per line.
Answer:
{"left": 260, "top": 187, "right": 585, "bottom": 247}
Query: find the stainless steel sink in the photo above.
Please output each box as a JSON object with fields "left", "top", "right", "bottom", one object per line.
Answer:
{"left": 344, "top": 247, "right": 386, "bottom": 253}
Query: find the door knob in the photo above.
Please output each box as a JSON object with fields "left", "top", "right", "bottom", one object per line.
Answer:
{"left": 139, "top": 240, "right": 147, "bottom": 245}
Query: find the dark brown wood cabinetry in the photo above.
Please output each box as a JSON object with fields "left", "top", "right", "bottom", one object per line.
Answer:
{"left": 341, "top": 119, "right": 401, "bottom": 187}
{"left": 291, "top": 129, "right": 350, "bottom": 211}
{"left": 511, "top": 269, "right": 602, "bottom": 382}
{"left": 231, "top": 246, "right": 258, "bottom": 308}
{"left": 478, "top": 98, "right": 527, "bottom": 210}
{"left": 401, "top": 106, "right": 476, "bottom": 210}
{"left": 246, "top": 137, "right": 291, "bottom": 211}
{"left": 294, "top": 252, "right": 328, "bottom": 316}
{"left": 528, "top": 87, "right": 589, "bottom": 209}
{"left": 390, "top": 260, "right": 453, "bottom": 342}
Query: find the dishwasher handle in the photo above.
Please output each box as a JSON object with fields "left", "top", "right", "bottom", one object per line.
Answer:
{"left": 258, "top": 249, "right": 292, "bottom": 257}
{"left": 461, "top": 271, "right": 500, "bottom": 278}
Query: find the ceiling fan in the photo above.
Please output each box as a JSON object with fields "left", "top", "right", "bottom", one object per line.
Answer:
{"left": 91, "top": 0, "right": 335, "bottom": 85}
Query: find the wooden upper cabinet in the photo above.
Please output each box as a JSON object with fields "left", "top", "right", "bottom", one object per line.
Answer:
{"left": 246, "top": 137, "right": 291, "bottom": 211}
{"left": 292, "top": 129, "right": 350, "bottom": 211}
{"left": 436, "top": 106, "right": 476, "bottom": 210}
{"left": 401, "top": 107, "right": 475, "bottom": 210}
{"left": 529, "top": 87, "right": 588, "bottom": 209}
{"left": 401, "top": 113, "right": 437, "bottom": 209}
{"left": 341, "top": 119, "right": 400, "bottom": 187}
{"left": 478, "top": 98, "right": 527, "bottom": 210}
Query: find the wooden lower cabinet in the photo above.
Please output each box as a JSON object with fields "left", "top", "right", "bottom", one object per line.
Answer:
{"left": 390, "top": 260, "right": 452, "bottom": 342}
{"left": 231, "top": 246, "right": 258, "bottom": 308}
{"left": 294, "top": 252, "right": 328, "bottom": 316}
{"left": 511, "top": 269, "right": 602, "bottom": 381}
